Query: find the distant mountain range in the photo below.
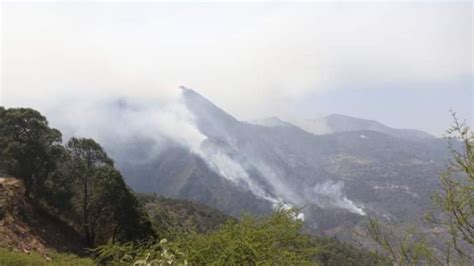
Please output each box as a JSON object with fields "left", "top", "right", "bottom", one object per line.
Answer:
{"left": 253, "top": 114, "right": 435, "bottom": 141}
{"left": 108, "top": 88, "right": 450, "bottom": 239}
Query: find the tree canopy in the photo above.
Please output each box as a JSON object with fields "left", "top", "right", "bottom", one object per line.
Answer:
{"left": 366, "top": 113, "right": 474, "bottom": 265}
{"left": 0, "top": 108, "right": 63, "bottom": 196}
{"left": 0, "top": 107, "right": 154, "bottom": 248}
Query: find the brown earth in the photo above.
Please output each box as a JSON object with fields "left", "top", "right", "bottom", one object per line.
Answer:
{"left": 0, "top": 177, "right": 86, "bottom": 257}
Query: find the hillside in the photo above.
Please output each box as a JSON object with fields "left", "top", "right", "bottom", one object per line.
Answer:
{"left": 0, "top": 175, "right": 233, "bottom": 248}
{"left": 112, "top": 88, "right": 449, "bottom": 240}
{"left": 2, "top": 104, "right": 468, "bottom": 264}
{"left": 137, "top": 193, "right": 235, "bottom": 238}
{"left": 0, "top": 177, "right": 86, "bottom": 257}
{"left": 0, "top": 177, "right": 387, "bottom": 265}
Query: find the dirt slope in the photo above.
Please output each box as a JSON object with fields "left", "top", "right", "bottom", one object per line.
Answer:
{"left": 0, "top": 177, "right": 85, "bottom": 256}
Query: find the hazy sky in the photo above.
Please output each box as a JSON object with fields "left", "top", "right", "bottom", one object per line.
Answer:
{"left": 1, "top": 1, "right": 472, "bottom": 135}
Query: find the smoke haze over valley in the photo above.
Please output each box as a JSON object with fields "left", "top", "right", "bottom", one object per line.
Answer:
{"left": 18, "top": 86, "right": 451, "bottom": 237}
{"left": 0, "top": 1, "right": 473, "bottom": 258}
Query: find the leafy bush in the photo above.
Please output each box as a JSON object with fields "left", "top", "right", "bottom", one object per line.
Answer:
{"left": 96, "top": 208, "right": 387, "bottom": 265}
{"left": 94, "top": 239, "right": 187, "bottom": 265}
{"left": 365, "top": 113, "right": 474, "bottom": 265}
{"left": 176, "top": 208, "right": 317, "bottom": 265}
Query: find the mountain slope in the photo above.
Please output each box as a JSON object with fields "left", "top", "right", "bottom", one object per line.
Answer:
{"left": 121, "top": 146, "right": 272, "bottom": 217}
{"left": 137, "top": 193, "right": 235, "bottom": 239}
{"left": 114, "top": 89, "right": 448, "bottom": 238}
{"left": 0, "top": 177, "right": 86, "bottom": 256}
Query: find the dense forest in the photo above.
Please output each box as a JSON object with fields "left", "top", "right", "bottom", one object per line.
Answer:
{"left": 0, "top": 106, "right": 472, "bottom": 265}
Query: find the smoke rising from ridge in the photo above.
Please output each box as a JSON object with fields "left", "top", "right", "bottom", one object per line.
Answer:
{"left": 311, "top": 181, "right": 365, "bottom": 216}
{"left": 42, "top": 88, "right": 365, "bottom": 217}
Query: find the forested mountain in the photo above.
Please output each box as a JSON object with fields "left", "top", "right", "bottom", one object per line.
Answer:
{"left": 0, "top": 100, "right": 471, "bottom": 265}
{"left": 0, "top": 105, "right": 389, "bottom": 265}
{"left": 111, "top": 88, "right": 450, "bottom": 238}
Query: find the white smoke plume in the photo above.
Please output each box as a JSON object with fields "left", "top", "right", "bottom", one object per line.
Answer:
{"left": 197, "top": 145, "right": 282, "bottom": 206}
{"left": 199, "top": 150, "right": 306, "bottom": 220}
{"left": 311, "top": 181, "right": 365, "bottom": 216}
{"left": 41, "top": 89, "right": 364, "bottom": 217}
{"left": 44, "top": 90, "right": 283, "bottom": 205}
{"left": 45, "top": 90, "right": 205, "bottom": 164}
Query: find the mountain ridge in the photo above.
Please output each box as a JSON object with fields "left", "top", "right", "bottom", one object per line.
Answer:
{"left": 253, "top": 113, "right": 435, "bottom": 141}
{"left": 114, "top": 88, "right": 448, "bottom": 239}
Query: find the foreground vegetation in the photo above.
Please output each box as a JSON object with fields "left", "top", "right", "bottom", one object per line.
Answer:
{"left": 366, "top": 112, "right": 474, "bottom": 265}
{"left": 0, "top": 107, "right": 153, "bottom": 248}
{"left": 95, "top": 208, "right": 388, "bottom": 265}
{"left": 1, "top": 106, "right": 472, "bottom": 265}
{"left": 137, "top": 193, "right": 234, "bottom": 239}
{"left": 0, "top": 248, "right": 94, "bottom": 266}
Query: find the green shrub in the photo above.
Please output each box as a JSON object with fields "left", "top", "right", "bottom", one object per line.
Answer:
{"left": 176, "top": 208, "right": 318, "bottom": 265}
{"left": 94, "top": 239, "right": 187, "bottom": 265}
{"left": 95, "top": 208, "right": 388, "bottom": 265}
